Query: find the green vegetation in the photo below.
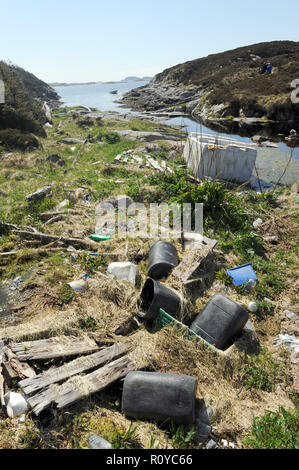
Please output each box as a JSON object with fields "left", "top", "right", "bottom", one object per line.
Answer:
{"left": 237, "top": 349, "right": 283, "bottom": 392}
{"left": 244, "top": 407, "right": 299, "bottom": 449}
{"left": 0, "top": 61, "right": 59, "bottom": 149}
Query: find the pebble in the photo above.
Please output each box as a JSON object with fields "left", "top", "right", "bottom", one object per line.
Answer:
{"left": 264, "top": 297, "right": 273, "bottom": 304}
{"left": 221, "top": 439, "right": 228, "bottom": 447}
{"left": 284, "top": 310, "right": 297, "bottom": 322}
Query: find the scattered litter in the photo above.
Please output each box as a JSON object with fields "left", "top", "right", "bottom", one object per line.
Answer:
{"left": 273, "top": 334, "right": 299, "bottom": 364}
{"left": 89, "top": 234, "right": 111, "bottom": 242}
{"left": 264, "top": 236, "right": 278, "bottom": 244}
{"left": 139, "top": 278, "right": 182, "bottom": 321}
{"left": 81, "top": 273, "right": 92, "bottom": 281}
{"left": 122, "top": 371, "right": 197, "bottom": 424}
{"left": 70, "top": 146, "right": 76, "bottom": 152}
{"left": 9, "top": 276, "right": 23, "bottom": 291}
{"left": 148, "top": 241, "right": 178, "bottom": 279}
{"left": 67, "top": 279, "right": 88, "bottom": 293}
{"left": 190, "top": 294, "right": 249, "bottom": 350}
{"left": 195, "top": 420, "right": 211, "bottom": 442}
{"left": 57, "top": 199, "right": 70, "bottom": 210}
{"left": 221, "top": 439, "right": 229, "bottom": 448}
{"left": 226, "top": 264, "right": 258, "bottom": 287}
{"left": 18, "top": 415, "right": 26, "bottom": 424}
{"left": 206, "top": 439, "right": 217, "bottom": 449}
{"left": 284, "top": 310, "right": 297, "bottom": 322}
{"left": 107, "top": 262, "right": 139, "bottom": 286}
{"left": 197, "top": 403, "right": 214, "bottom": 425}
{"left": 88, "top": 435, "right": 113, "bottom": 449}
{"left": 4, "top": 392, "right": 28, "bottom": 418}
{"left": 253, "top": 218, "right": 263, "bottom": 228}
{"left": 248, "top": 301, "right": 258, "bottom": 313}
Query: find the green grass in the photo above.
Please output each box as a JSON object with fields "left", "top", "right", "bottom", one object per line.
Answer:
{"left": 237, "top": 348, "right": 283, "bottom": 392}
{"left": 244, "top": 407, "right": 299, "bottom": 449}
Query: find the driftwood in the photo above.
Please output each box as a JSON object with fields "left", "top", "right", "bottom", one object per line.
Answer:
{"left": 26, "top": 186, "right": 53, "bottom": 203}
{"left": 27, "top": 355, "right": 135, "bottom": 415}
{"left": 11, "top": 336, "right": 100, "bottom": 361}
{"left": 12, "top": 229, "right": 99, "bottom": 251}
{"left": 172, "top": 245, "right": 212, "bottom": 283}
{"left": 19, "top": 342, "right": 130, "bottom": 395}
{"left": 40, "top": 210, "right": 84, "bottom": 221}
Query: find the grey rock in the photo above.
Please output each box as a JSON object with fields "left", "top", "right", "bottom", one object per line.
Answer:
{"left": 46, "top": 154, "right": 66, "bottom": 166}
{"left": 284, "top": 310, "right": 297, "bottom": 322}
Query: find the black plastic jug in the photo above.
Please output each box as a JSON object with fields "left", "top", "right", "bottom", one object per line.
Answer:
{"left": 148, "top": 241, "right": 178, "bottom": 279}
{"left": 122, "top": 371, "right": 197, "bottom": 424}
{"left": 190, "top": 294, "right": 248, "bottom": 350}
{"left": 139, "top": 278, "right": 182, "bottom": 321}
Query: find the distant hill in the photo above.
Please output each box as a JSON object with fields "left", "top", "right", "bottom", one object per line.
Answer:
{"left": 121, "top": 41, "right": 299, "bottom": 125}
{"left": 50, "top": 77, "right": 152, "bottom": 87}
{"left": 0, "top": 62, "right": 60, "bottom": 150}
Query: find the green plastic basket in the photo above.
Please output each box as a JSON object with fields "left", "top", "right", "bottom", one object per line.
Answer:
{"left": 157, "top": 309, "right": 197, "bottom": 338}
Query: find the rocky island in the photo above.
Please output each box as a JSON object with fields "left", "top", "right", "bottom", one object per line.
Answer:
{"left": 120, "top": 41, "right": 299, "bottom": 131}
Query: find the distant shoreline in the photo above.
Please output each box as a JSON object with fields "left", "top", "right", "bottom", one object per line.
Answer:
{"left": 50, "top": 77, "right": 152, "bottom": 87}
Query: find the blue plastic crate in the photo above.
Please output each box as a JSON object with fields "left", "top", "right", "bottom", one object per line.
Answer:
{"left": 226, "top": 263, "right": 258, "bottom": 287}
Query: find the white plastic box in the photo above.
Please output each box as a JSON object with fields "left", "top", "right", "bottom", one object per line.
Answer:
{"left": 184, "top": 133, "right": 258, "bottom": 183}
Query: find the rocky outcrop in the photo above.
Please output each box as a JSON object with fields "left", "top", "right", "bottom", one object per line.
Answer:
{"left": 120, "top": 41, "right": 299, "bottom": 129}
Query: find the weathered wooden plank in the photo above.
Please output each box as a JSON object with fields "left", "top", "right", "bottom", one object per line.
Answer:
{"left": 172, "top": 245, "right": 212, "bottom": 283}
{"left": 28, "top": 355, "right": 135, "bottom": 415}
{"left": 11, "top": 336, "right": 100, "bottom": 361}
{"left": 19, "top": 342, "right": 130, "bottom": 395}
{"left": 3, "top": 346, "right": 36, "bottom": 380}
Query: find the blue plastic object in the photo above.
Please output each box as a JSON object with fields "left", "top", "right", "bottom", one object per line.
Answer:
{"left": 226, "top": 263, "right": 258, "bottom": 287}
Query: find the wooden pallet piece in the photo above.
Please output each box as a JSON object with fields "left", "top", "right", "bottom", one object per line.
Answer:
{"left": 19, "top": 342, "right": 130, "bottom": 395}
{"left": 11, "top": 336, "right": 100, "bottom": 361}
{"left": 28, "top": 355, "right": 135, "bottom": 415}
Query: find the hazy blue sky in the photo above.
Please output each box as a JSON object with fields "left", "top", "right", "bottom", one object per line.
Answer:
{"left": 1, "top": 0, "right": 298, "bottom": 83}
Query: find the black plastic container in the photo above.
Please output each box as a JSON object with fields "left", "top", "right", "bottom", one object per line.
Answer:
{"left": 122, "top": 371, "right": 197, "bottom": 424}
{"left": 148, "top": 241, "right": 178, "bottom": 279}
{"left": 190, "top": 294, "right": 249, "bottom": 350}
{"left": 139, "top": 278, "right": 181, "bottom": 321}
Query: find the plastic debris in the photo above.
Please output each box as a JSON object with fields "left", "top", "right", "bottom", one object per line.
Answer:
{"left": 244, "top": 279, "right": 257, "bottom": 294}
{"left": 4, "top": 392, "right": 28, "bottom": 418}
{"left": 67, "top": 279, "right": 88, "bottom": 293}
{"left": 273, "top": 334, "right": 299, "bottom": 364}
{"left": 122, "top": 371, "right": 197, "bottom": 424}
{"left": 248, "top": 301, "right": 258, "bottom": 313}
{"left": 107, "top": 262, "right": 139, "bottom": 286}
{"left": 195, "top": 420, "right": 211, "bottom": 442}
{"left": 57, "top": 199, "right": 70, "bottom": 210}
{"left": 190, "top": 294, "right": 249, "bottom": 350}
{"left": 89, "top": 234, "right": 111, "bottom": 242}
{"left": 206, "top": 439, "right": 217, "bottom": 449}
{"left": 88, "top": 435, "right": 113, "bottom": 450}
{"left": 253, "top": 218, "right": 263, "bottom": 228}
{"left": 284, "top": 310, "right": 297, "bottom": 322}
{"left": 226, "top": 264, "right": 258, "bottom": 287}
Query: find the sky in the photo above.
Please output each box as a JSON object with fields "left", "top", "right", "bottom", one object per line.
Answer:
{"left": 1, "top": 0, "right": 298, "bottom": 83}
